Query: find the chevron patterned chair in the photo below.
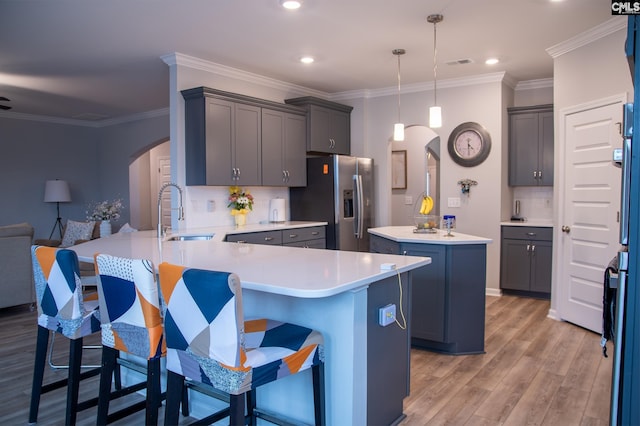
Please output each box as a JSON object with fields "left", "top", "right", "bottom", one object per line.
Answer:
{"left": 93, "top": 253, "right": 166, "bottom": 425}
{"left": 29, "top": 246, "right": 102, "bottom": 425}
{"left": 158, "top": 262, "right": 326, "bottom": 426}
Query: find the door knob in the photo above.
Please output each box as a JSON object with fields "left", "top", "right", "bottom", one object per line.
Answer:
{"left": 562, "top": 225, "right": 571, "bottom": 233}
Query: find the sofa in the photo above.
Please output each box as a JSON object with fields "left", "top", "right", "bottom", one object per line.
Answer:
{"left": 34, "top": 220, "right": 101, "bottom": 278}
{"left": 0, "top": 222, "right": 35, "bottom": 309}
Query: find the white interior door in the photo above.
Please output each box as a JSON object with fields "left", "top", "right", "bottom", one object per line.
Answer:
{"left": 558, "top": 99, "right": 623, "bottom": 332}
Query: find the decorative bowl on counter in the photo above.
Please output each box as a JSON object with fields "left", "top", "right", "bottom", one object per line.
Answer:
{"left": 413, "top": 214, "right": 440, "bottom": 233}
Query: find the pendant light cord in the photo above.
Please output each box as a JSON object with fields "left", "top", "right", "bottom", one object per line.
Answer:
{"left": 433, "top": 19, "right": 438, "bottom": 106}
{"left": 397, "top": 53, "right": 402, "bottom": 122}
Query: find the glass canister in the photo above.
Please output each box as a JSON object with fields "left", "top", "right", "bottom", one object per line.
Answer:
{"left": 443, "top": 215, "right": 456, "bottom": 236}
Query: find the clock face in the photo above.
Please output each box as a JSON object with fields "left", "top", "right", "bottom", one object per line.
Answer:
{"left": 454, "top": 130, "right": 483, "bottom": 159}
{"left": 447, "top": 122, "right": 492, "bottom": 167}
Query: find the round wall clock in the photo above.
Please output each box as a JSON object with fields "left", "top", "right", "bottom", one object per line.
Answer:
{"left": 447, "top": 122, "right": 492, "bottom": 167}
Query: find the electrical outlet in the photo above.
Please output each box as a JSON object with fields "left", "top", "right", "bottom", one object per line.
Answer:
{"left": 378, "top": 304, "right": 396, "bottom": 327}
{"left": 404, "top": 196, "right": 413, "bottom": 205}
{"left": 448, "top": 197, "right": 461, "bottom": 208}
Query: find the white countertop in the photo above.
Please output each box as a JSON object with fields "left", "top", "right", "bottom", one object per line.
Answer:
{"left": 71, "top": 228, "right": 430, "bottom": 299}
{"left": 500, "top": 220, "right": 553, "bottom": 228}
{"left": 369, "top": 226, "right": 492, "bottom": 245}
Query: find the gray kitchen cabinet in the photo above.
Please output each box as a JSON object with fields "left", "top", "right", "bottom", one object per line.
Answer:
{"left": 182, "top": 87, "right": 306, "bottom": 187}
{"left": 226, "top": 226, "right": 326, "bottom": 249}
{"left": 285, "top": 96, "right": 352, "bottom": 155}
{"left": 369, "top": 234, "right": 486, "bottom": 355}
{"left": 508, "top": 104, "right": 554, "bottom": 186}
{"left": 500, "top": 226, "right": 552, "bottom": 296}
{"left": 261, "top": 109, "right": 307, "bottom": 187}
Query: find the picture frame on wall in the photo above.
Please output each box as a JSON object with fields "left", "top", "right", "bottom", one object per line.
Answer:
{"left": 391, "top": 150, "right": 407, "bottom": 189}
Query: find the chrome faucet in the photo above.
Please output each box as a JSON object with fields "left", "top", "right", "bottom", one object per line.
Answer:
{"left": 157, "top": 182, "right": 184, "bottom": 237}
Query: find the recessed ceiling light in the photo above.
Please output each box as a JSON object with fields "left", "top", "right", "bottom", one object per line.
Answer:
{"left": 280, "top": 0, "right": 303, "bottom": 10}
{"left": 485, "top": 58, "right": 499, "bottom": 65}
{"left": 300, "top": 56, "right": 314, "bottom": 64}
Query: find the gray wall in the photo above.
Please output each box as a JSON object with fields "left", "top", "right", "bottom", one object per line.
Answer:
{"left": 0, "top": 113, "right": 168, "bottom": 240}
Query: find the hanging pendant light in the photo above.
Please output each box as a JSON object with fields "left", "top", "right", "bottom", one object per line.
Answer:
{"left": 392, "top": 48, "right": 406, "bottom": 141}
{"left": 427, "top": 14, "right": 443, "bottom": 129}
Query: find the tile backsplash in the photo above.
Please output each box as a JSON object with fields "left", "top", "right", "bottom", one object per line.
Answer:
{"left": 512, "top": 186, "right": 553, "bottom": 221}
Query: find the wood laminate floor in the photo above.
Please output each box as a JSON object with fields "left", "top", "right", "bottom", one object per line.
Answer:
{"left": 0, "top": 295, "right": 611, "bottom": 425}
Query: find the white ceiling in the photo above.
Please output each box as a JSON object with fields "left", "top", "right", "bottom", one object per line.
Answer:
{"left": 0, "top": 0, "right": 618, "bottom": 122}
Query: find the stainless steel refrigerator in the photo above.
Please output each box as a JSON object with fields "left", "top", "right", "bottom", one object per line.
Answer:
{"left": 290, "top": 155, "right": 374, "bottom": 252}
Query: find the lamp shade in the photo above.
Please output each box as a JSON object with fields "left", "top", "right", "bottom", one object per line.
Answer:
{"left": 44, "top": 180, "right": 71, "bottom": 203}
{"left": 393, "top": 123, "right": 405, "bottom": 141}
{"left": 429, "top": 106, "right": 442, "bottom": 129}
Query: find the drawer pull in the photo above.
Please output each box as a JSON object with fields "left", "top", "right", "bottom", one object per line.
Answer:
{"left": 289, "top": 234, "right": 298, "bottom": 239}
{"left": 235, "top": 240, "right": 246, "bottom": 244}
{"left": 526, "top": 232, "right": 536, "bottom": 237}
{"left": 311, "top": 231, "right": 319, "bottom": 236}
{"left": 264, "top": 237, "right": 273, "bottom": 241}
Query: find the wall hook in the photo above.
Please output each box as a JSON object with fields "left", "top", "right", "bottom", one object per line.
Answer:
{"left": 458, "top": 179, "right": 477, "bottom": 195}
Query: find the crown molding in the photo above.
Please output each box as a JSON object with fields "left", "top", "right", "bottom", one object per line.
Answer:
{"left": 162, "top": 52, "right": 327, "bottom": 98}
{"left": 0, "top": 108, "right": 169, "bottom": 128}
{"left": 515, "top": 78, "right": 553, "bottom": 91}
{"left": 547, "top": 17, "right": 626, "bottom": 58}
{"left": 332, "top": 72, "right": 508, "bottom": 100}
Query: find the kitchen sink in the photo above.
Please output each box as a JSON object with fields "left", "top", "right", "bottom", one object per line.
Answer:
{"left": 165, "top": 234, "right": 214, "bottom": 241}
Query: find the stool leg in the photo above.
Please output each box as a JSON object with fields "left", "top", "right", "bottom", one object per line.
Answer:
{"left": 164, "top": 371, "right": 183, "bottom": 426}
{"left": 312, "top": 363, "right": 326, "bottom": 426}
{"left": 146, "top": 358, "right": 161, "bottom": 426}
{"left": 230, "top": 393, "right": 245, "bottom": 426}
{"left": 66, "top": 337, "right": 84, "bottom": 426}
{"left": 246, "top": 390, "right": 257, "bottom": 426}
{"left": 29, "top": 326, "right": 50, "bottom": 424}
{"left": 97, "top": 346, "right": 117, "bottom": 426}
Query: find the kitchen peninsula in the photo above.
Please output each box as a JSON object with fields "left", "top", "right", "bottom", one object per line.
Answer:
{"left": 369, "top": 226, "right": 492, "bottom": 355}
{"left": 70, "top": 225, "right": 431, "bottom": 426}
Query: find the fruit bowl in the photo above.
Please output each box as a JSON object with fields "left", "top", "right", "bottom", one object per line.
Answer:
{"left": 414, "top": 214, "right": 440, "bottom": 231}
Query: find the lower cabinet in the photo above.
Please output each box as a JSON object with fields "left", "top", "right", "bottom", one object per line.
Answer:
{"left": 500, "top": 226, "right": 552, "bottom": 297}
{"left": 370, "top": 234, "right": 486, "bottom": 355}
{"left": 225, "top": 226, "right": 326, "bottom": 249}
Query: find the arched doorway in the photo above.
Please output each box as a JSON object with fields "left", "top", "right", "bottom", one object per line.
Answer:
{"left": 128, "top": 139, "right": 170, "bottom": 231}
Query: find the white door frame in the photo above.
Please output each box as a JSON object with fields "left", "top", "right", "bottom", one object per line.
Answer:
{"left": 551, "top": 92, "right": 629, "bottom": 321}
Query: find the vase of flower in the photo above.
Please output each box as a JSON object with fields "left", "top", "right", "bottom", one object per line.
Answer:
{"left": 228, "top": 186, "right": 253, "bottom": 227}
{"left": 100, "top": 220, "right": 112, "bottom": 237}
{"left": 87, "top": 199, "right": 124, "bottom": 237}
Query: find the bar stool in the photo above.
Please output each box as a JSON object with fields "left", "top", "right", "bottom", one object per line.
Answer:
{"left": 29, "top": 246, "right": 102, "bottom": 425}
{"left": 93, "top": 253, "right": 166, "bottom": 425}
{"left": 158, "top": 262, "right": 326, "bottom": 426}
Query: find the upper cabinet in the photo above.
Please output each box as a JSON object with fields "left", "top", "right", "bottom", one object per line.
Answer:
{"left": 285, "top": 96, "right": 353, "bottom": 155}
{"left": 182, "top": 87, "right": 306, "bottom": 187}
{"left": 508, "top": 104, "right": 554, "bottom": 186}
{"left": 261, "top": 109, "right": 307, "bottom": 187}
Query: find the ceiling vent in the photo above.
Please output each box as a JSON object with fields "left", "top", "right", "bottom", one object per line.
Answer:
{"left": 445, "top": 58, "right": 475, "bottom": 66}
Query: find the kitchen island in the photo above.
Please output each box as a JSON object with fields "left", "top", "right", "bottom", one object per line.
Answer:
{"left": 369, "top": 226, "right": 492, "bottom": 355}
{"left": 70, "top": 228, "right": 430, "bottom": 425}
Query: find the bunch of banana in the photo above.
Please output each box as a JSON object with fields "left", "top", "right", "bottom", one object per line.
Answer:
{"left": 419, "top": 195, "right": 433, "bottom": 215}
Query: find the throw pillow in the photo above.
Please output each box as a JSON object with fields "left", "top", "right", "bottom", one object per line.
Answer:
{"left": 60, "top": 220, "right": 95, "bottom": 248}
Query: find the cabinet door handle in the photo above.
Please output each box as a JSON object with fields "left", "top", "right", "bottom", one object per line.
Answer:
{"left": 538, "top": 171, "right": 542, "bottom": 180}
{"left": 527, "top": 244, "right": 531, "bottom": 252}
{"left": 533, "top": 171, "right": 538, "bottom": 179}
{"left": 531, "top": 244, "right": 536, "bottom": 254}
{"left": 402, "top": 250, "right": 408, "bottom": 255}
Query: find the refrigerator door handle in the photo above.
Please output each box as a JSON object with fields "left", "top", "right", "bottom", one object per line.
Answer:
{"left": 353, "top": 174, "right": 364, "bottom": 238}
